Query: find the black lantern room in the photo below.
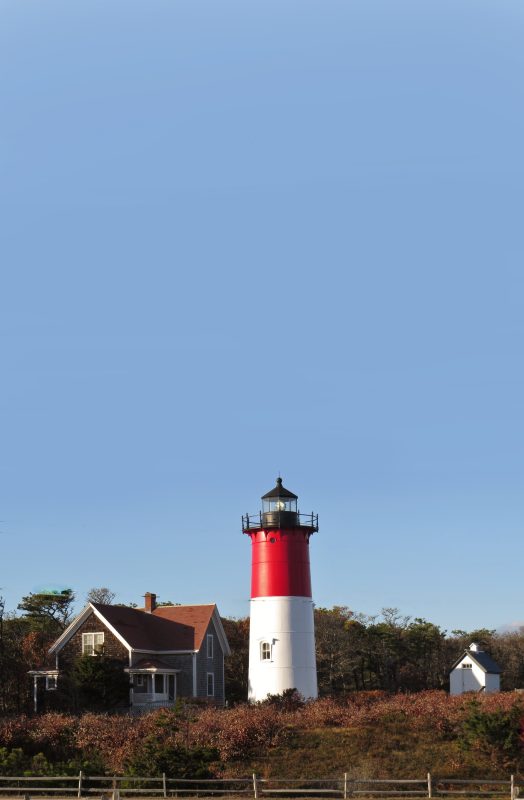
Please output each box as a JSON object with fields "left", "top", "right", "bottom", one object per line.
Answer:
{"left": 242, "top": 477, "right": 319, "bottom": 533}
{"left": 261, "top": 477, "right": 299, "bottom": 528}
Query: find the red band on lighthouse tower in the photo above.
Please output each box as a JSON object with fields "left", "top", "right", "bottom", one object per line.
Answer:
{"left": 249, "top": 529, "right": 312, "bottom": 598}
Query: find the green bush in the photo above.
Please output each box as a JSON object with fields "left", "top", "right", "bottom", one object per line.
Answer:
{"left": 125, "top": 737, "right": 218, "bottom": 778}
{"left": 460, "top": 699, "right": 524, "bottom": 768}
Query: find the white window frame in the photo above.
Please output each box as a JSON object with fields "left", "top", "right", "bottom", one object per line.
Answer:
{"left": 135, "top": 675, "right": 145, "bottom": 687}
{"left": 462, "top": 663, "right": 472, "bottom": 669}
{"left": 46, "top": 675, "right": 57, "bottom": 691}
{"left": 82, "top": 632, "right": 105, "bottom": 656}
{"left": 260, "top": 641, "right": 272, "bottom": 661}
{"left": 207, "top": 672, "right": 215, "bottom": 697}
{"left": 207, "top": 633, "right": 214, "bottom": 659}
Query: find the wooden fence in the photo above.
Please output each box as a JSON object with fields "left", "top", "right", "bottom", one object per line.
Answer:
{"left": 0, "top": 774, "right": 520, "bottom": 800}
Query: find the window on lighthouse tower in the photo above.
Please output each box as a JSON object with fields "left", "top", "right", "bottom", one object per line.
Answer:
{"left": 260, "top": 641, "right": 271, "bottom": 660}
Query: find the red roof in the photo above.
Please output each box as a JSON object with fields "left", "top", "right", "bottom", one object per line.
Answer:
{"left": 152, "top": 605, "right": 216, "bottom": 651}
{"left": 91, "top": 603, "right": 216, "bottom": 651}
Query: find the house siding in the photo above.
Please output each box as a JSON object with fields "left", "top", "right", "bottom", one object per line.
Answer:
{"left": 60, "top": 612, "right": 129, "bottom": 668}
{"left": 195, "top": 618, "right": 225, "bottom": 704}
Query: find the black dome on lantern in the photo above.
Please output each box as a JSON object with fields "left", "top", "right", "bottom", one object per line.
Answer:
{"left": 261, "top": 477, "right": 298, "bottom": 500}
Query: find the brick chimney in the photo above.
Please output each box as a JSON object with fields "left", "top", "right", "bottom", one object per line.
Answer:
{"left": 144, "top": 592, "right": 157, "bottom": 613}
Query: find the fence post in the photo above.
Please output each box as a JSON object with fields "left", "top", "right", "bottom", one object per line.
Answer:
{"left": 511, "top": 775, "right": 515, "bottom": 800}
{"left": 78, "top": 771, "right": 83, "bottom": 798}
{"left": 163, "top": 773, "right": 167, "bottom": 799}
{"left": 343, "top": 772, "right": 348, "bottom": 800}
{"left": 427, "top": 772, "right": 432, "bottom": 799}
{"left": 253, "top": 773, "right": 259, "bottom": 800}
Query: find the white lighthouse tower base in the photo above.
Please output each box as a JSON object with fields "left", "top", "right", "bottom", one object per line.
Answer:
{"left": 248, "top": 596, "right": 318, "bottom": 702}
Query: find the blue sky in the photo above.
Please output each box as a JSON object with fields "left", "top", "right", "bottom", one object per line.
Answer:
{"left": 1, "top": 0, "right": 523, "bottom": 633}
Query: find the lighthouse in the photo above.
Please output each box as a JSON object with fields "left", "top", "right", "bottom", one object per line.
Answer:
{"left": 243, "top": 478, "right": 318, "bottom": 702}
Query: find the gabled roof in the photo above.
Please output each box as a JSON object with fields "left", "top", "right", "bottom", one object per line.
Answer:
{"left": 152, "top": 605, "right": 220, "bottom": 651}
{"left": 450, "top": 648, "right": 502, "bottom": 674}
{"left": 50, "top": 602, "right": 230, "bottom": 656}
{"left": 91, "top": 603, "right": 197, "bottom": 650}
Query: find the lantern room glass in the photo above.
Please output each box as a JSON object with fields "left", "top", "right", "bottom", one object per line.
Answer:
{"left": 263, "top": 497, "right": 297, "bottom": 514}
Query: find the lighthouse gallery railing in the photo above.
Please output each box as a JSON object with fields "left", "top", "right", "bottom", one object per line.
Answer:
{"left": 242, "top": 511, "right": 319, "bottom": 531}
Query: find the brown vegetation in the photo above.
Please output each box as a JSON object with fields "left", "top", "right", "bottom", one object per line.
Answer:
{"left": 1, "top": 692, "right": 524, "bottom": 779}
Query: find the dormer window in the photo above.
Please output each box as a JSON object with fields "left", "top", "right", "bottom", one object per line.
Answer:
{"left": 82, "top": 632, "right": 104, "bottom": 655}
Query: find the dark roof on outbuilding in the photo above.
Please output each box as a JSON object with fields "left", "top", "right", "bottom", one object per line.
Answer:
{"left": 469, "top": 650, "right": 502, "bottom": 674}
{"left": 262, "top": 477, "right": 298, "bottom": 500}
{"left": 450, "top": 648, "right": 502, "bottom": 674}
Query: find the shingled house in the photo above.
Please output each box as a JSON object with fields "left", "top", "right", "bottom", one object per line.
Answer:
{"left": 45, "top": 592, "right": 230, "bottom": 710}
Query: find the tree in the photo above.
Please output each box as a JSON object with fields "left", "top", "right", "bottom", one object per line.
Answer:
{"left": 0, "top": 594, "right": 5, "bottom": 712}
{"left": 315, "top": 606, "right": 357, "bottom": 694}
{"left": 86, "top": 587, "right": 116, "bottom": 605}
{"left": 222, "top": 617, "right": 249, "bottom": 703}
{"left": 17, "top": 590, "right": 75, "bottom": 635}
{"left": 71, "top": 653, "right": 130, "bottom": 711}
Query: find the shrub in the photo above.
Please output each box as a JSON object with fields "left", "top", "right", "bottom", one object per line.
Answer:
{"left": 126, "top": 738, "right": 218, "bottom": 778}
{"left": 460, "top": 699, "right": 524, "bottom": 768}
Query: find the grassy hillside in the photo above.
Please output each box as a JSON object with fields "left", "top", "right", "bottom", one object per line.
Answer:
{"left": 0, "top": 692, "right": 523, "bottom": 779}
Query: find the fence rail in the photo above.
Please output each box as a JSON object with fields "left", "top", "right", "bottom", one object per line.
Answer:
{"left": 0, "top": 774, "right": 521, "bottom": 799}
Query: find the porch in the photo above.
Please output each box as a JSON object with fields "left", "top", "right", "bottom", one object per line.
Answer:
{"left": 126, "top": 658, "right": 180, "bottom": 710}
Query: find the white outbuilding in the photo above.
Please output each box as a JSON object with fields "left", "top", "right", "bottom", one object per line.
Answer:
{"left": 449, "top": 642, "right": 501, "bottom": 695}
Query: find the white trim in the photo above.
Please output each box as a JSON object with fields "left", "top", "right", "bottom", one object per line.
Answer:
{"left": 211, "top": 607, "right": 231, "bottom": 657}
{"left": 125, "top": 667, "right": 180, "bottom": 674}
{"left": 28, "top": 669, "right": 59, "bottom": 677}
{"left": 48, "top": 605, "right": 94, "bottom": 654}
{"left": 131, "top": 648, "right": 196, "bottom": 655}
{"left": 207, "top": 634, "right": 214, "bottom": 659}
{"left": 207, "top": 672, "right": 215, "bottom": 697}
{"left": 49, "top": 604, "right": 133, "bottom": 656}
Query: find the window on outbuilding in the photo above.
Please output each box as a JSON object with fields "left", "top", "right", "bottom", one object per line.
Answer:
{"left": 46, "top": 676, "right": 57, "bottom": 691}
{"left": 207, "top": 673, "right": 214, "bottom": 697}
{"left": 207, "top": 634, "right": 214, "bottom": 659}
